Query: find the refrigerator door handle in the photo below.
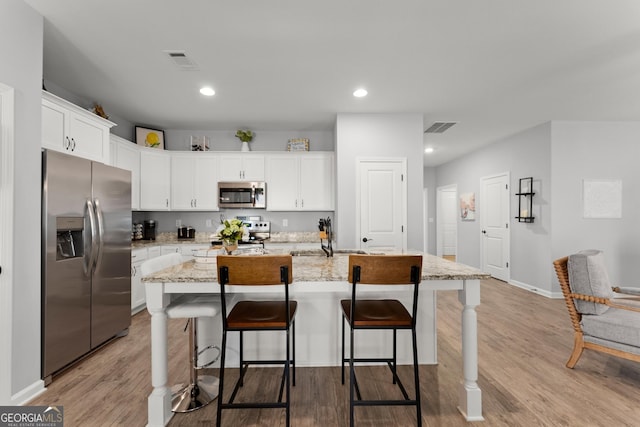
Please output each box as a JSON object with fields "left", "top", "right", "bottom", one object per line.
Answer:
{"left": 94, "top": 198, "right": 105, "bottom": 272}
{"left": 86, "top": 199, "right": 98, "bottom": 275}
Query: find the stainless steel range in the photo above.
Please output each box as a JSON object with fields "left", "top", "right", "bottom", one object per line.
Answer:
{"left": 239, "top": 220, "right": 270, "bottom": 247}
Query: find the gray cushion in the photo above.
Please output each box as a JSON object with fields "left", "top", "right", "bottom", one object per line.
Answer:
{"left": 568, "top": 250, "right": 613, "bottom": 315}
{"left": 581, "top": 307, "right": 640, "bottom": 348}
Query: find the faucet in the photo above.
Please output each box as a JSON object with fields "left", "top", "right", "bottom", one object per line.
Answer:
{"left": 319, "top": 217, "right": 333, "bottom": 257}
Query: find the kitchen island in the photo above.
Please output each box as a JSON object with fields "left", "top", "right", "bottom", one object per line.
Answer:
{"left": 143, "top": 251, "right": 489, "bottom": 426}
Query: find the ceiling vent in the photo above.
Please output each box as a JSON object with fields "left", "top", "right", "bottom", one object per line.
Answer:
{"left": 163, "top": 50, "right": 199, "bottom": 70}
{"left": 424, "top": 122, "right": 456, "bottom": 134}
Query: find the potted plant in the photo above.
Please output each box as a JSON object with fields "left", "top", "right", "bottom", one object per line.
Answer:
{"left": 235, "top": 129, "right": 253, "bottom": 152}
{"left": 216, "top": 218, "right": 245, "bottom": 254}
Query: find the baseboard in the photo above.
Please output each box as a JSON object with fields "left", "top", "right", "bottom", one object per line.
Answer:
{"left": 11, "top": 379, "right": 46, "bottom": 405}
{"left": 508, "top": 279, "right": 563, "bottom": 299}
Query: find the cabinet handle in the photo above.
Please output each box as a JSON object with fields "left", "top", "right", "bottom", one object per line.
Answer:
{"left": 71, "top": 138, "right": 76, "bottom": 151}
{"left": 301, "top": 199, "right": 304, "bottom": 208}
{"left": 295, "top": 200, "right": 298, "bottom": 208}
{"left": 64, "top": 136, "right": 70, "bottom": 150}
{"left": 194, "top": 199, "right": 197, "bottom": 208}
{"left": 166, "top": 199, "right": 169, "bottom": 207}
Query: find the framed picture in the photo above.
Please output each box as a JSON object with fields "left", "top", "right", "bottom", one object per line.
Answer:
{"left": 287, "top": 138, "right": 309, "bottom": 151}
{"left": 135, "top": 126, "right": 165, "bottom": 149}
{"left": 190, "top": 135, "right": 210, "bottom": 151}
{"left": 460, "top": 192, "right": 476, "bottom": 220}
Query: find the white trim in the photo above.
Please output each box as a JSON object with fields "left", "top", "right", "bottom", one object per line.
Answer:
{"left": 423, "top": 188, "right": 428, "bottom": 253}
{"left": 355, "top": 157, "right": 407, "bottom": 251}
{"left": 10, "top": 380, "right": 46, "bottom": 406}
{"left": 0, "top": 82, "right": 15, "bottom": 405}
{"left": 509, "top": 279, "right": 563, "bottom": 299}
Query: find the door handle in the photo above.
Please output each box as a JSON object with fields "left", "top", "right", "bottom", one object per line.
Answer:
{"left": 362, "top": 237, "right": 372, "bottom": 243}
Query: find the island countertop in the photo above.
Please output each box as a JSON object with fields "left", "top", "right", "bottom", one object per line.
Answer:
{"left": 142, "top": 251, "right": 490, "bottom": 283}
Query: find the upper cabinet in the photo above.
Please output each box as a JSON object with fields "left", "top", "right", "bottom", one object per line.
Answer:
{"left": 170, "top": 153, "right": 219, "bottom": 210}
{"left": 140, "top": 148, "right": 171, "bottom": 210}
{"left": 41, "top": 91, "right": 115, "bottom": 164}
{"left": 218, "top": 154, "right": 265, "bottom": 181}
{"left": 110, "top": 135, "right": 141, "bottom": 210}
{"left": 266, "top": 152, "right": 334, "bottom": 211}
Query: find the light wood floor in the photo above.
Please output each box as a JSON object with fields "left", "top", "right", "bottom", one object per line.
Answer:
{"left": 29, "top": 278, "right": 640, "bottom": 426}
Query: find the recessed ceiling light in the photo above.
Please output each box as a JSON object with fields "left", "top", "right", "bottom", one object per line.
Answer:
{"left": 200, "top": 87, "right": 215, "bottom": 96}
{"left": 424, "top": 147, "right": 434, "bottom": 154}
{"left": 353, "top": 88, "right": 368, "bottom": 98}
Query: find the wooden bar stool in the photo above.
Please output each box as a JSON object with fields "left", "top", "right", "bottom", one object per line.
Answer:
{"left": 341, "top": 254, "right": 423, "bottom": 427}
{"left": 216, "top": 254, "right": 296, "bottom": 427}
{"left": 141, "top": 253, "right": 221, "bottom": 413}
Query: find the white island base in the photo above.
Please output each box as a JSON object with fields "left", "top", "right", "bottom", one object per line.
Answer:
{"left": 144, "top": 255, "right": 485, "bottom": 426}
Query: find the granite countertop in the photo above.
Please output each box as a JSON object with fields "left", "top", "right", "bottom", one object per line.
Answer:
{"left": 142, "top": 250, "right": 490, "bottom": 283}
{"left": 132, "top": 231, "right": 324, "bottom": 249}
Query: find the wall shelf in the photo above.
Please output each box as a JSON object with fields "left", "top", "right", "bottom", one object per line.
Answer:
{"left": 515, "top": 177, "right": 535, "bottom": 223}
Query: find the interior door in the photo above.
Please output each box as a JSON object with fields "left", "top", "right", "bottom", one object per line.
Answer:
{"left": 437, "top": 186, "right": 457, "bottom": 257}
{"left": 358, "top": 159, "right": 406, "bottom": 251}
{"left": 480, "top": 173, "right": 510, "bottom": 281}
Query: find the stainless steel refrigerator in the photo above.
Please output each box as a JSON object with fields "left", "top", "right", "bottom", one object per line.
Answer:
{"left": 42, "top": 149, "right": 131, "bottom": 383}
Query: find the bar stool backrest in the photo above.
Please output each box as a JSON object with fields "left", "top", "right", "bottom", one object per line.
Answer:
{"left": 216, "top": 254, "right": 293, "bottom": 285}
{"left": 348, "top": 255, "right": 423, "bottom": 285}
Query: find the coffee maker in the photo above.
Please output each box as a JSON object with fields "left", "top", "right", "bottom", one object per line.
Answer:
{"left": 143, "top": 220, "right": 156, "bottom": 240}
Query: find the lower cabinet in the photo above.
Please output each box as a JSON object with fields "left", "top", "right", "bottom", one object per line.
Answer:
{"left": 131, "top": 248, "right": 148, "bottom": 314}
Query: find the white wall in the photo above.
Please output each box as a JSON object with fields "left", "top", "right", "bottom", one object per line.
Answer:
{"left": 0, "top": 0, "right": 44, "bottom": 403}
{"left": 551, "top": 121, "right": 640, "bottom": 286}
{"left": 335, "top": 113, "right": 424, "bottom": 250}
{"left": 164, "top": 129, "right": 334, "bottom": 152}
{"left": 434, "top": 123, "right": 553, "bottom": 293}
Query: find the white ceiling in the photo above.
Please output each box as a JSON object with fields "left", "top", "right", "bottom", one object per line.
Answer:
{"left": 23, "top": 0, "right": 640, "bottom": 166}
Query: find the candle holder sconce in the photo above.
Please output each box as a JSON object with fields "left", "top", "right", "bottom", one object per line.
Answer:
{"left": 516, "top": 177, "right": 535, "bottom": 223}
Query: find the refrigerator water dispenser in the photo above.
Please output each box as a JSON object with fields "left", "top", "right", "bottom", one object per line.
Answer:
{"left": 55, "top": 217, "right": 84, "bottom": 260}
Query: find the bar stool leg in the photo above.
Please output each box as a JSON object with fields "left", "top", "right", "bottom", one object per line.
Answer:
{"left": 349, "top": 325, "right": 355, "bottom": 427}
{"left": 412, "top": 327, "right": 422, "bottom": 427}
{"left": 172, "top": 318, "right": 214, "bottom": 413}
{"left": 216, "top": 326, "right": 228, "bottom": 427}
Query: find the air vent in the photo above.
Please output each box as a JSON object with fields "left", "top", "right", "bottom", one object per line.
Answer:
{"left": 424, "top": 122, "right": 456, "bottom": 134}
{"left": 163, "top": 50, "right": 199, "bottom": 70}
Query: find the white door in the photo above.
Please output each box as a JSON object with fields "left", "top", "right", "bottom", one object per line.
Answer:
{"left": 480, "top": 172, "right": 510, "bottom": 281}
{"left": 357, "top": 159, "right": 406, "bottom": 251}
{"left": 436, "top": 185, "right": 458, "bottom": 257}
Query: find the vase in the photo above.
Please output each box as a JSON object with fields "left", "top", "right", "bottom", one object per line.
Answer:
{"left": 223, "top": 240, "right": 239, "bottom": 254}
{"left": 241, "top": 141, "right": 250, "bottom": 152}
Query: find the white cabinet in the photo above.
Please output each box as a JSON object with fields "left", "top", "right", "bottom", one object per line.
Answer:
{"left": 140, "top": 149, "right": 171, "bottom": 210}
{"left": 171, "top": 153, "right": 219, "bottom": 210}
{"left": 161, "top": 245, "right": 181, "bottom": 256}
{"left": 147, "top": 246, "right": 161, "bottom": 259}
{"left": 41, "top": 91, "right": 115, "bottom": 163}
{"left": 219, "top": 154, "right": 265, "bottom": 181}
{"left": 266, "top": 152, "right": 334, "bottom": 211}
{"left": 111, "top": 135, "right": 140, "bottom": 210}
{"left": 131, "top": 248, "right": 148, "bottom": 314}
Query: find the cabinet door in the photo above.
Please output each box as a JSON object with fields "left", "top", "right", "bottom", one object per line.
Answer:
{"left": 219, "top": 154, "right": 264, "bottom": 181}
{"left": 300, "top": 154, "right": 334, "bottom": 210}
{"left": 193, "top": 156, "right": 218, "bottom": 209}
{"left": 219, "top": 156, "right": 244, "bottom": 181}
{"left": 68, "top": 114, "right": 108, "bottom": 162}
{"left": 265, "top": 155, "right": 299, "bottom": 211}
{"left": 140, "top": 150, "right": 171, "bottom": 210}
{"left": 171, "top": 155, "right": 196, "bottom": 210}
{"left": 131, "top": 248, "right": 148, "bottom": 313}
{"left": 113, "top": 138, "right": 140, "bottom": 210}
{"left": 242, "top": 155, "right": 265, "bottom": 181}
{"left": 41, "top": 99, "right": 68, "bottom": 153}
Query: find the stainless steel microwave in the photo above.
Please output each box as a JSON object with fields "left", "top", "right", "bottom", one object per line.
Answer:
{"left": 218, "top": 181, "right": 266, "bottom": 209}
